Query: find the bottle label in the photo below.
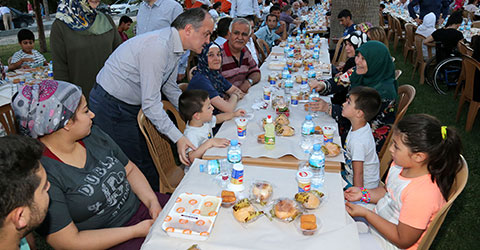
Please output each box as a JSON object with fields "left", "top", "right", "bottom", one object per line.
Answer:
{"left": 207, "top": 160, "right": 220, "bottom": 175}
{"left": 265, "top": 136, "right": 275, "bottom": 145}
{"left": 309, "top": 157, "right": 325, "bottom": 168}
{"left": 228, "top": 154, "right": 241, "bottom": 164}
{"left": 298, "top": 182, "right": 311, "bottom": 192}
{"left": 302, "top": 126, "right": 313, "bottom": 135}
{"left": 231, "top": 169, "right": 244, "bottom": 185}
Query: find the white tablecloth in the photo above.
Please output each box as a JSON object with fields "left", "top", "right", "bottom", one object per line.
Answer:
{"left": 204, "top": 40, "right": 345, "bottom": 163}
{"left": 141, "top": 159, "right": 361, "bottom": 250}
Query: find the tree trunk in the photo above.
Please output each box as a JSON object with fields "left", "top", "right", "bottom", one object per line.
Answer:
{"left": 330, "top": 0, "right": 380, "bottom": 46}
{"left": 43, "top": 0, "right": 51, "bottom": 21}
{"left": 33, "top": 0, "right": 47, "bottom": 53}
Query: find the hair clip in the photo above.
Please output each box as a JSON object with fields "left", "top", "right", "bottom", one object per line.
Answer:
{"left": 441, "top": 126, "right": 447, "bottom": 140}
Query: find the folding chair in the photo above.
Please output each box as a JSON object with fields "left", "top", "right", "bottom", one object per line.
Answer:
{"left": 137, "top": 102, "right": 185, "bottom": 194}
{"left": 417, "top": 155, "right": 468, "bottom": 249}
{"left": 0, "top": 103, "right": 17, "bottom": 135}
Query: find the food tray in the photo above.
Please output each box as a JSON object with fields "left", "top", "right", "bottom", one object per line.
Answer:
{"left": 162, "top": 193, "right": 221, "bottom": 241}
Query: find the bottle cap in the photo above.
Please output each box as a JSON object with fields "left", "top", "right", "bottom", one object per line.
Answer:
{"left": 266, "top": 115, "right": 273, "bottom": 123}
{"left": 313, "top": 144, "right": 321, "bottom": 151}
{"left": 231, "top": 139, "right": 238, "bottom": 146}
{"left": 305, "top": 114, "right": 312, "bottom": 120}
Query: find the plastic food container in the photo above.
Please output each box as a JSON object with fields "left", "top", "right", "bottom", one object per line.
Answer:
{"left": 232, "top": 198, "right": 264, "bottom": 224}
{"left": 250, "top": 180, "right": 274, "bottom": 205}
{"left": 295, "top": 214, "right": 321, "bottom": 236}
{"left": 269, "top": 198, "right": 303, "bottom": 223}
{"left": 162, "top": 193, "right": 221, "bottom": 241}
{"left": 294, "top": 190, "right": 327, "bottom": 210}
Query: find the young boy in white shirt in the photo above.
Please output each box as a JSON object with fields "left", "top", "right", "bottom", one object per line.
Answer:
{"left": 342, "top": 86, "right": 381, "bottom": 189}
{"left": 179, "top": 90, "right": 245, "bottom": 163}
{"left": 9, "top": 29, "right": 47, "bottom": 70}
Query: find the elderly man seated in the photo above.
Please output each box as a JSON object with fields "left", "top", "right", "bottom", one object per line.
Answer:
{"left": 220, "top": 18, "right": 261, "bottom": 93}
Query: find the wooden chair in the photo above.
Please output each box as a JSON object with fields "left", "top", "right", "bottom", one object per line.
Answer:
{"left": 253, "top": 37, "right": 269, "bottom": 67}
{"left": 456, "top": 55, "right": 480, "bottom": 132}
{"left": 392, "top": 17, "right": 405, "bottom": 52}
{"left": 0, "top": 103, "right": 17, "bottom": 135}
{"left": 403, "top": 23, "right": 416, "bottom": 63}
{"left": 378, "top": 85, "right": 416, "bottom": 161}
{"left": 386, "top": 14, "right": 395, "bottom": 42}
{"left": 395, "top": 69, "right": 402, "bottom": 80}
{"left": 412, "top": 34, "right": 429, "bottom": 84}
{"left": 137, "top": 107, "right": 185, "bottom": 194}
{"left": 455, "top": 42, "right": 474, "bottom": 99}
{"left": 379, "top": 11, "right": 387, "bottom": 30}
{"left": 332, "top": 37, "right": 347, "bottom": 67}
{"left": 417, "top": 155, "right": 468, "bottom": 250}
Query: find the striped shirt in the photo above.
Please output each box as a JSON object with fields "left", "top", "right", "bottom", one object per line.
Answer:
{"left": 220, "top": 41, "right": 260, "bottom": 88}
{"left": 11, "top": 49, "right": 46, "bottom": 68}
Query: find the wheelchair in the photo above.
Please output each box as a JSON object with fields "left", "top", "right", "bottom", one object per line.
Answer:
{"left": 424, "top": 42, "right": 463, "bottom": 95}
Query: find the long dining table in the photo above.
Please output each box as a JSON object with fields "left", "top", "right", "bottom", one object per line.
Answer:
{"left": 203, "top": 39, "right": 344, "bottom": 172}
{"left": 141, "top": 159, "right": 361, "bottom": 250}
{"left": 141, "top": 38, "right": 362, "bottom": 249}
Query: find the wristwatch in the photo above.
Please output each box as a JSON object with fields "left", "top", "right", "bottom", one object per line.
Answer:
{"left": 247, "top": 78, "right": 253, "bottom": 85}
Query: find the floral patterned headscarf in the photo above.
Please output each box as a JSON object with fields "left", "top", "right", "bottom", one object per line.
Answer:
{"left": 56, "top": 0, "right": 96, "bottom": 31}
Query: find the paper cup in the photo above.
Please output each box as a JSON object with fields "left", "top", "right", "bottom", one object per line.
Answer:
{"left": 235, "top": 118, "right": 248, "bottom": 138}
{"left": 323, "top": 126, "right": 335, "bottom": 143}
{"left": 296, "top": 170, "right": 312, "bottom": 192}
{"left": 263, "top": 86, "right": 272, "bottom": 101}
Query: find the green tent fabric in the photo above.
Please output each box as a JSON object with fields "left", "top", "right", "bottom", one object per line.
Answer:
{"left": 350, "top": 41, "right": 398, "bottom": 100}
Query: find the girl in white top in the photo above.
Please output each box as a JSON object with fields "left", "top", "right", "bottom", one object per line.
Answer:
{"left": 344, "top": 114, "right": 463, "bottom": 250}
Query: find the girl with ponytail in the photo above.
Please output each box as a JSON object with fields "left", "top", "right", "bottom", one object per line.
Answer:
{"left": 344, "top": 114, "right": 462, "bottom": 250}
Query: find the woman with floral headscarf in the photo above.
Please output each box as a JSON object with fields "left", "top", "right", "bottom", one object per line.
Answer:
{"left": 51, "top": 0, "right": 122, "bottom": 97}
{"left": 12, "top": 80, "right": 169, "bottom": 250}
{"left": 309, "top": 41, "right": 398, "bottom": 151}
{"left": 188, "top": 42, "right": 245, "bottom": 113}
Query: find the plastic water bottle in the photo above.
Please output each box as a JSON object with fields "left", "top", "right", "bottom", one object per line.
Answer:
{"left": 227, "top": 140, "right": 242, "bottom": 164}
{"left": 300, "top": 115, "right": 315, "bottom": 153}
{"left": 309, "top": 144, "right": 325, "bottom": 189}
{"left": 313, "top": 45, "right": 320, "bottom": 60}
{"left": 301, "top": 115, "right": 315, "bottom": 136}
{"left": 264, "top": 115, "right": 275, "bottom": 150}
{"left": 309, "top": 89, "right": 320, "bottom": 102}
{"left": 282, "top": 66, "right": 290, "bottom": 79}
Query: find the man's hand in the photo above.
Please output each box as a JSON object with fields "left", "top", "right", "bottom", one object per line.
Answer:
{"left": 239, "top": 80, "right": 251, "bottom": 93}
{"left": 177, "top": 136, "right": 196, "bottom": 165}
{"left": 415, "top": 18, "right": 422, "bottom": 25}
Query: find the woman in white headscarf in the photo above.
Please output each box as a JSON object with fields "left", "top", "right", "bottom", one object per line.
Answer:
{"left": 415, "top": 12, "right": 436, "bottom": 59}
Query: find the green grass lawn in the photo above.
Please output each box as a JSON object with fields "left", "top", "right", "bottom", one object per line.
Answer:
{"left": 0, "top": 35, "right": 478, "bottom": 249}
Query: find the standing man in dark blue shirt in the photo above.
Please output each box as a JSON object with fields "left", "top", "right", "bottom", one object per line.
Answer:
{"left": 338, "top": 9, "right": 356, "bottom": 37}
{"left": 408, "top": 0, "right": 449, "bottom": 25}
